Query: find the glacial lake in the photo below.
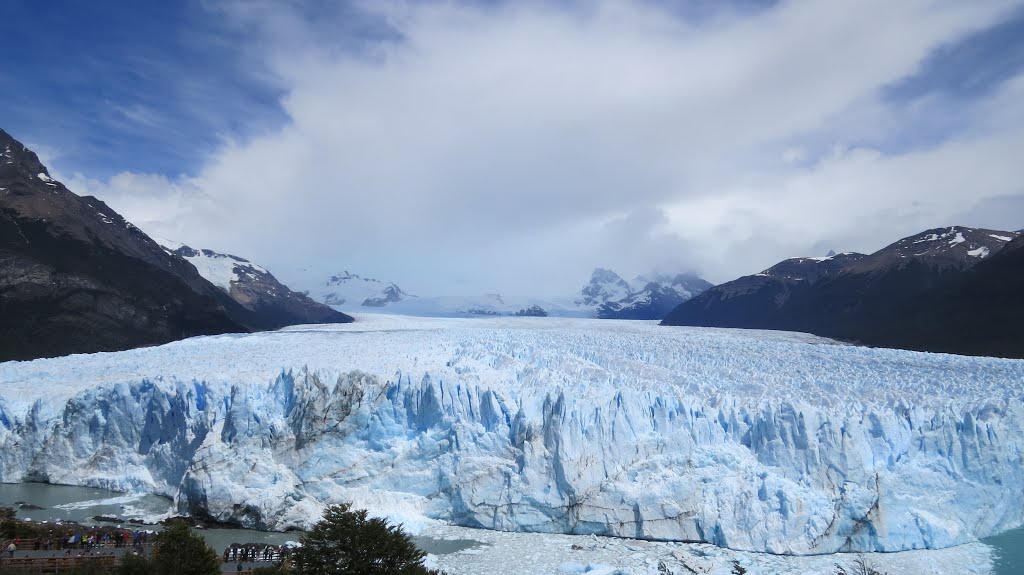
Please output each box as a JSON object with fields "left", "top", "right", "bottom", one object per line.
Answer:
{"left": 982, "top": 526, "right": 1024, "bottom": 575}
{"left": 0, "top": 482, "right": 478, "bottom": 556}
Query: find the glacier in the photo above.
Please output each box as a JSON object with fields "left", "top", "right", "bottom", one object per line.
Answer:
{"left": 0, "top": 314, "right": 1022, "bottom": 555}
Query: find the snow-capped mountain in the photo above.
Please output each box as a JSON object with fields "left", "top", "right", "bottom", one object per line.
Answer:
{"left": 290, "top": 268, "right": 591, "bottom": 317}
{"left": 0, "top": 128, "right": 247, "bottom": 361}
{"left": 2, "top": 316, "right": 1022, "bottom": 556}
{"left": 372, "top": 294, "right": 584, "bottom": 318}
{"left": 576, "top": 268, "right": 713, "bottom": 319}
{"left": 663, "top": 226, "right": 1022, "bottom": 357}
{"left": 576, "top": 268, "right": 633, "bottom": 307}
{"left": 296, "top": 270, "right": 412, "bottom": 308}
{"left": 157, "top": 240, "right": 352, "bottom": 328}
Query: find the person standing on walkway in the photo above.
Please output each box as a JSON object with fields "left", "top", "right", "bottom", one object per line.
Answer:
{"left": 6, "top": 541, "right": 15, "bottom": 558}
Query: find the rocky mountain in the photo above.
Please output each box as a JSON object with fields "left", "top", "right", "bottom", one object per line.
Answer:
{"left": 858, "top": 233, "right": 1024, "bottom": 357}
{"left": 662, "top": 226, "right": 1022, "bottom": 357}
{"left": 298, "top": 270, "right": 412, "bottom": 308}
{"left": 576, "top": 268, "right": 633, "bottom": 307}
{"left": 576, "top": 268, "right": 713, "bottom": 320}
{"left": 0, "top": 128, "right": 246, "bottom": 361}
{"left": 158, "top": 240, "right": 352, "bottom": 328}
{"left": 513, "top": 304, "right": 549, "bottom": 317}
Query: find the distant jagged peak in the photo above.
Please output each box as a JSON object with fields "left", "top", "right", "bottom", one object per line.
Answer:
{"left": 576, "top": 268, "right": 633, "bottom": 307}
{"left": 328, "top": 270, "right": 369, "bottom": 284}
{"left": 299, "top": 268, "right": 411, "bottom": 307}
{"left": 589, "top": 267, "right": 629, "bottom": 284}
{"left": 580, "top": 266, "right": 713, "bottom": 319}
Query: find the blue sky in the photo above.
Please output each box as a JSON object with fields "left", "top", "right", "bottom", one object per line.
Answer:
{"left": 0, "top": 1, "right": 285, "bottom": 176}
{"left": 4, "top": 1, "right": 1021, "bottom": 177}
{"left": 2, "top": 1, "right": 1024, "bottom": 293}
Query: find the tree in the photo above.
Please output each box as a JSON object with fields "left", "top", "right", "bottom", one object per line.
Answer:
{"left": 292, "top": 504, "right": 440, "bottom": 575}
{"left": 150, "top": 522, "right": 221, "bottom": 575}
{"left": 117, "top": 553, "right": 156, "bottom": 575}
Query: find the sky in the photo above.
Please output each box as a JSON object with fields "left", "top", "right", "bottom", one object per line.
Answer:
{"left": 2, "top": 0, "right": 1024, "bottom": 296}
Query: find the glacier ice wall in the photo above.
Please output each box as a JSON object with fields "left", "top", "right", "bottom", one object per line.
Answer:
{"left": 0, "top": 316, "right": 1022, "bottom": 555}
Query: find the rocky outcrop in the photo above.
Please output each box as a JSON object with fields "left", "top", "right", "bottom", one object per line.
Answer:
{"left": 0, "top": 128, "right": 247, "bottom": 361}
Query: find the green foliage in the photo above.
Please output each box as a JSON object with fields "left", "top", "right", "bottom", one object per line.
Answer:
{"left": 0, "top": 507, "right": 42, "bottom": 539}
{"left": 117, "top": 553, "right": 156, "bottom": 575}
{"left": 151, "top": 522, "right": 221, "bottom": 575}
{"left": 292, "top": 503, "right": 439, "bottom": 575}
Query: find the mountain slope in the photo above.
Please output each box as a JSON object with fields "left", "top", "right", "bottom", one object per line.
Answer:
{"left": 159, "top": 241, "right": 352, "bottom": 328}
{"left": 0, "top": 128, "right": 246, "bottom": 361}
{"left": 662, "top": 226, "right": 1022, "bottom": 357}
{"left": 862, "top": 234, "right": 1024, "bottom": 357}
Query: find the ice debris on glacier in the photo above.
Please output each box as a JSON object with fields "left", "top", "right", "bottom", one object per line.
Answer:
{"left": 0, "top": 314, "right": 1022, "bottom": 556}
{"left": 422, "top": 524, "right": 996, "bottom": 575}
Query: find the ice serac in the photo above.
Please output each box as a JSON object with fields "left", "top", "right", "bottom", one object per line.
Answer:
{"left": 0, "top": 317, "right": 1022, "bottom": 555}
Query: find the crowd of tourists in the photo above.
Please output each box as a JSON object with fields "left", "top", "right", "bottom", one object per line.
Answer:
{"left": 13, "top": 527, "right": 151, "bottom": 550}
{"left": 222, "top": 542, "right": 293, "bottom": 563}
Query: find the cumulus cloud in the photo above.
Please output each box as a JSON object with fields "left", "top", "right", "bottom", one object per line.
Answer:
{"left": 70, "top": 0, "right": 1024, "bottom": 295}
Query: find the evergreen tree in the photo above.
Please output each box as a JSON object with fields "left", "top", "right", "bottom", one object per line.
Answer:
{"left": 292, "top": 504, "right": 439, "bottom": 575}
{"left": 150, "top": 522, "right": 221, "bottom": 575}
{"left": 117, "top": 553, "right": 156, "bottom": 575}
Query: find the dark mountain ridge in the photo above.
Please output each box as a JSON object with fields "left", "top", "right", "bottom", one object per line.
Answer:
{"left": 662, "top": 226, "right": 1023, "bottom": 358}
{"left": 161, "top": 242, "right": 352, "bottom": 328}
{"left": 0, "top": 128, "right": 348, "bottom": 362}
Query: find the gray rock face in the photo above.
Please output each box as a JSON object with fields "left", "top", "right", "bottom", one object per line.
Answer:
{"left": 0, "top": 128, "right": 247, "bottom": 361}
{"left": 162, "top": 243, "right": 353, "bottom": 328}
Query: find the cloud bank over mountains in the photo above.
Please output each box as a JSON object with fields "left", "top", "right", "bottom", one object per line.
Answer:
{"left": 50, "top": 0, "right": 1024, "bottom": 295}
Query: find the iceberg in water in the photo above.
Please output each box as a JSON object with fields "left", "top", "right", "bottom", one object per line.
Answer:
{"left": 0, "top": 314, "right": 1022, "bottom": 555}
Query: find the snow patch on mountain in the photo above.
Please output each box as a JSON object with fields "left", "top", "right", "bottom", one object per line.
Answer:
{"left": 1, "top": 315, "right": 1021, "bottom": 555}
{"left": 890, "top": 226, "right": 1016, "bottom": 264}
{"left": 576, "top": 269, "right": 713, "bottom": 319}
{"left": 155, "top": 238, "right": 264, "bottom": 291}
{"left": 289, "top": 270, "right": 412, "bottom": 308}
{"left": 576, "top": 269, "right": 633, "bottom": 307}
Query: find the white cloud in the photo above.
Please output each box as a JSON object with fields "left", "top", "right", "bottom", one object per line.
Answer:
{"left": 68, "top": 0, "right": 1024, "bottom": 294}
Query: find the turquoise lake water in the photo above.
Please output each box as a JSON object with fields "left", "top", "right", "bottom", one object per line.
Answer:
{"left": 982, "top": 526, "right": 1024, "bottom": 575}
{"left": 0, "top": 482, "right": 477, "bottom": 556}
